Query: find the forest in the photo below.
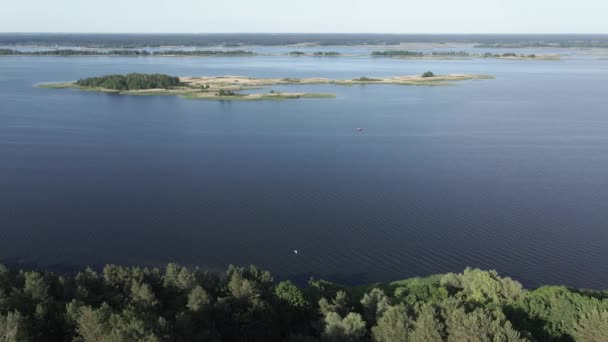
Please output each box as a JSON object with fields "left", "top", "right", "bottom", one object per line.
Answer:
{"left": 75, "top": 74, "right": 181, "bottom": 91}
{"left": 0, "top": 264, "right": 607, "bottom": 342}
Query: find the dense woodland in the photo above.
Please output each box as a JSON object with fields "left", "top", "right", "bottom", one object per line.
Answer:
{"left": 0, "top": 264, "right": 607, "bottom": 342}
{"left": 75, "top": 74, "right": 181, "bottom": 91}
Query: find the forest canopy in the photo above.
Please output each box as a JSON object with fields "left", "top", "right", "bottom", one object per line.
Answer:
{"left": 75, "top": 73, "right": 181, "bottom": 91}
{"left": 0, "top": 264, "right": 607, "bottom": 342}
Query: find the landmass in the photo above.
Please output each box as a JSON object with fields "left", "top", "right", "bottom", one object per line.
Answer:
{"left": 371, "top": 50, "right": 561, "bottom": 60}
{"left": 0, "top": 263, "right": 605, "bottom": 341}
{"left": 2, "top": 48, "right": 559, "bottom": 60}
{"left": 0, "top": 48, "right": 255, "bottom": 57}
{"left": 39, "top": 72, "right": 492, "bottom": 101}
{"left": 3, "top": 33, "right": 607, "bottom": 48}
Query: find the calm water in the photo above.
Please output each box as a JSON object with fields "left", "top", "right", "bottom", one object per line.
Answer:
{"left": 1, "top": 54, "right": 608, "bottom": 288}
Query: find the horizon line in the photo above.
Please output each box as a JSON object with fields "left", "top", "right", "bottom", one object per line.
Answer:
{"left": 1, "top": 32, "right": 608, "bottom": 35}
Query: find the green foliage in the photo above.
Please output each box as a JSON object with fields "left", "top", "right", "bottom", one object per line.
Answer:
{"left": 574, "top": 309, "right": 608, "bottom": 342}
{"left": 319, "top": 291, "right": 351, "bottom": 317}
{"left": 313, "top": 51, "right": 341, "bottom": 56}
{"left": 322, "top": 312, "right": 366, "bottom": 342}
{"left": 371, "top": 50, "right": 423, "bottom": 57}
{"left": 421, "top": 71, "right": 435, "bottom": 78}
{"left": 0, "top": 264, "right": 607, "bottom": 341}
{"left": 186, "top": 285, "right": 210, "bottom": 313}
{"left": 354, "top": 77, "right": 382, "bottom": 82}
{"left": 393, "top": 279, "right": 448, "bottom": 305}
{"left": 76, "top": 73, "right": 181, "bottom": 90}
{"left": 371, "top": 305, "right": 413, "bottom": 342}
{"left": 360, "top": 288, "right": 391, "bottom": 325}
{"left": 0, "top": 311, "right": 28, "bottom": 342}
{"left": 23, "top": 272, "right": 49, "bottom": 302}
{"left": 444, "top": 304, "right": 526, "bottom": 341}
{"left": 440, "top": 267, "right": 523, "bottom": 304}
{"left": 409, "top": 304, "right": 444, "bottom": 342}
{"left": 431, "top": 51, "right": 470, "bottom": 56}
{"left": 218, "top": 89, "right": 237, "bottom": 96}
{"left": 276, "top": 281, "right": 310, "bottom": 309}
{"left": 153, "top": 50, "right": 254, "bottom": 56}
{"left": 511, "top": 285, "right": 608, "bottom": 340}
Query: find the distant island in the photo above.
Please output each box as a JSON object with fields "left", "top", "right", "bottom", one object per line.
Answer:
{"left": 0, "top": 263, "right": 606, "bottom": 341}
{"left": 0, "top": 49, "right": 255, "bottom": 57}
{"left": 1, "top": 48, "right": 560, "bottom": 60}
{"left": 371, "top": 50, "right": 560, "bottom": 60}
{"left": 39, "top": 72, "right": 492, "bottom": 101}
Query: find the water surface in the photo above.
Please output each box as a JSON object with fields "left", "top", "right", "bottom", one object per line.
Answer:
{"left": 1, "top": 54, "right": 607, "bottom": 288}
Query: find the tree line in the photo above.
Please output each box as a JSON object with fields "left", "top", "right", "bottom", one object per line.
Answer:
{"left": 371, "top": 51, "right": 424, "bottom": 57}
{"left": 0, "top": 264, "right": 607, "bottom": 342}
{"left": 3, "top": 33, "right": 605, "bottom": 48}
{"left": 0, "top": 49, "right": 255, "bottom": 56}
{"left": 75, "top": 74, "right": 181, "bottom": 91}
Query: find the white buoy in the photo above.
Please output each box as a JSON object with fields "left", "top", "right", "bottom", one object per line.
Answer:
{"left": 294, "top": 250, "right": 298, "bottom": 254}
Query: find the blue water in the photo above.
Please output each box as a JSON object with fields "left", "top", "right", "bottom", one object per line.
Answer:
{"left": 1, "top": 55, "right": 608, "bottom": 288}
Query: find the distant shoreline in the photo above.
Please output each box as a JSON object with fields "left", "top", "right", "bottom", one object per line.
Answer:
{"left": 2, "top": 48, "right": 562, "bottom": 60}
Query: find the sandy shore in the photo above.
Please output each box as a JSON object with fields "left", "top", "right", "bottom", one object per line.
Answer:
{"left": 180, "top": 74, "right": 492, "bottom": 87}
{"left": 39, "top": 73, "right": 492, "bottom": 101}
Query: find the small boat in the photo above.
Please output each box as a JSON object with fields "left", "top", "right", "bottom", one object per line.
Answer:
{"left": 356, "top": 128, "right": 363, "bottom": 132}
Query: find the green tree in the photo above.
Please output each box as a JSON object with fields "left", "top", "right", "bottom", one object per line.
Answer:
{"left": 186, "top": 286, "right": 210, "bottom": 313}
{"left": 319, "top": 291, "right": 350, "bottom": 317}
{"left": 444, "top": 305, "right": 526, "bottom": 342}
{"left": 322, "top": 312, "right": 366, "bottom": 342}
{"left": 0, "top": 311, "right": 28, "bottom": 342}
{"left": 360, "top": 288, "right": 391, "bottom": 325}
{"left": 227, "top": 273, "right": 260, "bottom": 302}
{"left": 74, "top": 305, "right": 112, "bottom": 342}
{"left": 440, "top": 268, "right": 523, "bottom": 304}
{"left": 23, "top": 272, "right": 49, "bottom": 302}
{"left": 410, "top": 303, "right": 444, "bottom": 342}
{"left": 574, "top": 309, "right": 608, "bottom": 342}
{"left": 130, "top": 280, "right": 158, "bottom": 309}
{"left": 371, "top": 305, "right": 413, "bottom": 342}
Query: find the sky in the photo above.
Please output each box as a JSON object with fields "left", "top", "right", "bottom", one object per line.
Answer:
{"left": 1, "top": 0, "right": 607, "bottom": 33}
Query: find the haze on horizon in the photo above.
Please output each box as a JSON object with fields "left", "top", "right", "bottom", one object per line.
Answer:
{"left": 1, "top": 0, "right": 607, "bottom": 34}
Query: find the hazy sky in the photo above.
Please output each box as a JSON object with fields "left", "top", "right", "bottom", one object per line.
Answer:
{"left": 1, "top": 0, "right": 607, "bottom": 33}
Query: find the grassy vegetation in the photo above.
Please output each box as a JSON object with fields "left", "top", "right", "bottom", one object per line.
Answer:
{"left": 353, "top": 77, "right": 382, "bottom": 82}
{"left": 183, "top": 93, "right": 336, "bottom": 101}
{"left": 37, "top": 82, "right": 79, "bottom": 89}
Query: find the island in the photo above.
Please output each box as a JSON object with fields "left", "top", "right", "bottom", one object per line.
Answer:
{"left": 371, "top": 50, "right": 560, "bottom": 60}
{"left": 0, "top": 48, "right": 256, "bottom": 57}
{"left": 39, "top": 72, "right": 493, "bottom": 101}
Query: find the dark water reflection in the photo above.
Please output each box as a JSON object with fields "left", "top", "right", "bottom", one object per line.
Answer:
{"left": 1, "top": 56, "right": 607, "bottom": 288}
